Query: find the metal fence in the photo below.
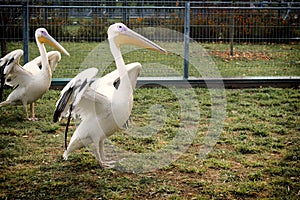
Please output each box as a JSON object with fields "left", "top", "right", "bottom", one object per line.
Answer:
{"left": 0, "top": 1, "right": 299, "bottom": 83}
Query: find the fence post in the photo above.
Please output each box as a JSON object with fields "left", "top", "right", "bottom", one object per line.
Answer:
{"left": 122, "top": 0, "right": 128, "bottom": 24}
{"left": 23, "top": 2, "right": 29, "bottom": 64}
{"left": 183, "top": 2, "right": 190, "bottom": 79}
{"left": 43, "top": 0, "right": 48, "bottom": 25}
{"left": 229, "top": 5, "right": 234, "bottom": 56}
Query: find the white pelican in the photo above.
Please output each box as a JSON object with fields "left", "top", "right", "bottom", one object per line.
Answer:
{"left": 0, "top": 51, "right": 62, "bottom": 115}
{"left": 22, "top": 51, "right": 62, "bottom": 116}
{"left": 53, "top": 23, "right": 167, "bottom": 168}
{"left": 0, "top": 28, "right": 69, "bottom": 120}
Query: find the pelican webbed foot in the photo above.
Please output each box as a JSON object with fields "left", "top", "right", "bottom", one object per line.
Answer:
{"left": 99, "top": 160, "right": 116, "bottom": 169}
{"left": 27, "top": 117, "right": 39, "bottom": 121}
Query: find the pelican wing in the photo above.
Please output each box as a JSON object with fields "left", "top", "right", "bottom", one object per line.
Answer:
{"left": 47, "top": 51, "right": 62, "bottom": 72}
{"left": 23, "top": 51, "right": 61, "bottom": 75}
{"left": 0, "top": 49, "right": 23, "bottom": 68}
{"left": 53, "top": 67, "right": 100, "bottom": 122}
{"left": 91, "top": 62, "right": 142, "bottom": 92}
{"left": 83, "top": 87, "right": 108, "bottom": 104}
{"left": 0, "top": 49, "right": 33, "bottom": 88}
{"left": 1, "top": 49, "right": 23, "bottom": 81}
{"left": 0, "top": 50, "right": 22, "bottom": 100}
{"left": 70, "top": 86, "right": 110, "bottom": 122}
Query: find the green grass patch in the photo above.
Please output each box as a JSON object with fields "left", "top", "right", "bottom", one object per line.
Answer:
{"left": 0, "top": 87, "right": 299, "bottom": 199}
{"left": 4, "top": 42, "right": 300, "bottom": 78}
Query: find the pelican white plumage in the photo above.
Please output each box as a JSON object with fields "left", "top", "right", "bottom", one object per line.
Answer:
{"left": 53, "top": 23, "right": 167, "bottom": 168}
{"left": 0, "top": 28, "right": 69, "bottom": 120}
{"left": 22, "top": 51, "right": 62, "bottom": 116}
{"left": 0, "top": 51, "right": 62, "bottom": 115}
{"left": 23, "top": 50, "right": 62, "bottom": 75}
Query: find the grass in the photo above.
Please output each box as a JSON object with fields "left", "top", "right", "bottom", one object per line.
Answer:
{"left": 0, "top": 41, "right": 299, "bottom": 199}
{"left": 0, "top": 87, "right": 299, "bottom": 199}
{"left": 4, "top": 41, "right": 300, "bottom": 78}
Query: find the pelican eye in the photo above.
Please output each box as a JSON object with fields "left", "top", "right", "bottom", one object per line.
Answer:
{"left": 117, "top": 25, "right": 126, "bottom": 32}
{"left": 40, "top": 30, "right": 47, "bottom": 36}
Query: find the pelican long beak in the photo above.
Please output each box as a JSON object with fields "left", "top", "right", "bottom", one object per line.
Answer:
{"left": 116, "top": 28, "right": 167, "bottom": 55}
{"left": 38, "top": 34, "right": 70, "bottom": 56}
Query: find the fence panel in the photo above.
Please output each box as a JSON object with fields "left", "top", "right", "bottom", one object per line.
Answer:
{"left": 0, "top": 2, "right": 299, "bottom": 79}
{"left": 189, "top": 2, "right": 300, "bottom": 77}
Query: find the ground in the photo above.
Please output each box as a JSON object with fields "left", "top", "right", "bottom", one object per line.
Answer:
{"left": 0, "top": 87, "right": 299, "bottom": 199}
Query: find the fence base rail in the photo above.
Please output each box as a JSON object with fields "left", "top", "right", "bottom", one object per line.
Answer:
{"left": 51, "top": 76, "right": 300, "bottom": 89}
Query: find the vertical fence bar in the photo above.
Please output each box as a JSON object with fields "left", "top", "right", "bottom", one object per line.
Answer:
{"left": 43, "top": 0, "right": 48, "bottom": 25}
{"left": 229, "top": 6, "right": 234, "bottom": 56}
{"left": 23, "top": 2, "right": 29, "bottom": 64}
{"left": 183, "top": 2, "right": 190, "bottom": 79}
{"left": 122, "top": 0, "right": 128, "bottom": 24}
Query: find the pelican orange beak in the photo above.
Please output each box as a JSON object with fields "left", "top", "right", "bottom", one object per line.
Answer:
{"left": 38, "top": 32, "right": 70, "bottom": 57}
{"left": 114, "top": 24, "right": 168, "bottom": 55}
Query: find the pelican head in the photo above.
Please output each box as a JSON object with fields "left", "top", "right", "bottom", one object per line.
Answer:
{"left": 107, "top": 23, "right": 167, "bottom": 54}
{"left": 35, "top": 28, "right": 70, "bottom": 56}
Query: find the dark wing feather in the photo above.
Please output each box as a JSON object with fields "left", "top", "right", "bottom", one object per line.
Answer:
{"left": 0, "top": 50, "right": 23, "bottom": 101}
{"left": 53, "top": 87, "right": 74, "bottom": 122}
{"left": 53, "top": 68, "right": 99, "bottom": 123}
{"left": 0, "top": 59, "right": 8, "bottom": 101}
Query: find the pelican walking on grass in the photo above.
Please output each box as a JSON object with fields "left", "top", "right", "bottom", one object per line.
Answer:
{"left": 0, "top": 28, "right": 69, "bottom": 120}
{"left": 53, "top": 23, "right": 167, "bottom": 168}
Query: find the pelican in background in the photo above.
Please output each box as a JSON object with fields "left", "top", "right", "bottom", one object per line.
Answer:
{"left": 0, "top": 51, "right": 62, "bottom": 113}
{"left": 53, "top": 23, "right": 167, "bottom": 168}
{"left": 0, "top": 28, "right": 69, "bottom": 120}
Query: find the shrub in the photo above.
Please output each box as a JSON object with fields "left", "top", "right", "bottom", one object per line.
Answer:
{"left": 190, "top": 8, "right": 299, "bottom": 43}
{"left": 76, "top": 15, "right": 108, "bottom": 42}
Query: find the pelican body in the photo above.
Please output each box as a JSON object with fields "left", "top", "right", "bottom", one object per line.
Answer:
{"left": 54, "top": 23, "right": 167, "bottom": 168}
{"left": 0, "top": 28, "right": 69, "bottom": 120}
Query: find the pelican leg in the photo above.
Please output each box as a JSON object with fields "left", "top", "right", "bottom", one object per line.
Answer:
{"left": 94, "top": 142, "right": 106, "bottom": 168}
{"left": 95, "top": 140, "right": 115, "bottom": 168}
{"left": 30, "top": 103, "right": 35, "bottom": 118}
{"left": 31, "top": 103, "right": 38, "bottom": 121}
{"left": 99, "top": 139, "right": 106, "bottom": 161}
{"left": 21, "top": 102, "right": 30, "bottom": 120}
{"left": 0, "top": 100, "right": 11, "bottom": 107}
{"left": 99, "top": 139, "right": 116, "bottom": 165}
{"left": 63, "top": 138, "right": 85, "bottom": 160}
{"left": 27, "top": 103, "right": 38, "bottom": 121}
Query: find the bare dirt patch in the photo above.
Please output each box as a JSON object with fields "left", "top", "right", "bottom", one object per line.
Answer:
{"left": 211, "top": 50, "right": 272, "bottom": 62}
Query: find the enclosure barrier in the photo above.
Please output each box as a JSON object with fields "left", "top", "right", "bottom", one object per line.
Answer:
{"left": 0, "top": 1, "right": 299, "bottom": 88}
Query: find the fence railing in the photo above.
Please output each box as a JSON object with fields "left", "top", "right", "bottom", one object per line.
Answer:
{"left": 0, "top": 2, "right": 299, "bottom": 82}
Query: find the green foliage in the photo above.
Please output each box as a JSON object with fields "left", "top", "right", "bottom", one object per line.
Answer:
{"left": 130, "top": 9, "right": 299, "bottom": 43}
{"left": 190, "top": 9, "right": 300, "bottom": 43}
{"left": 76, "top": 16, "right": 108, "bottom": 42}
{"left": 29, "top": 15, "right": 71, "bottom": 41}
{"left": 2, "top": 6, "right": 299, "bottom": 44}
